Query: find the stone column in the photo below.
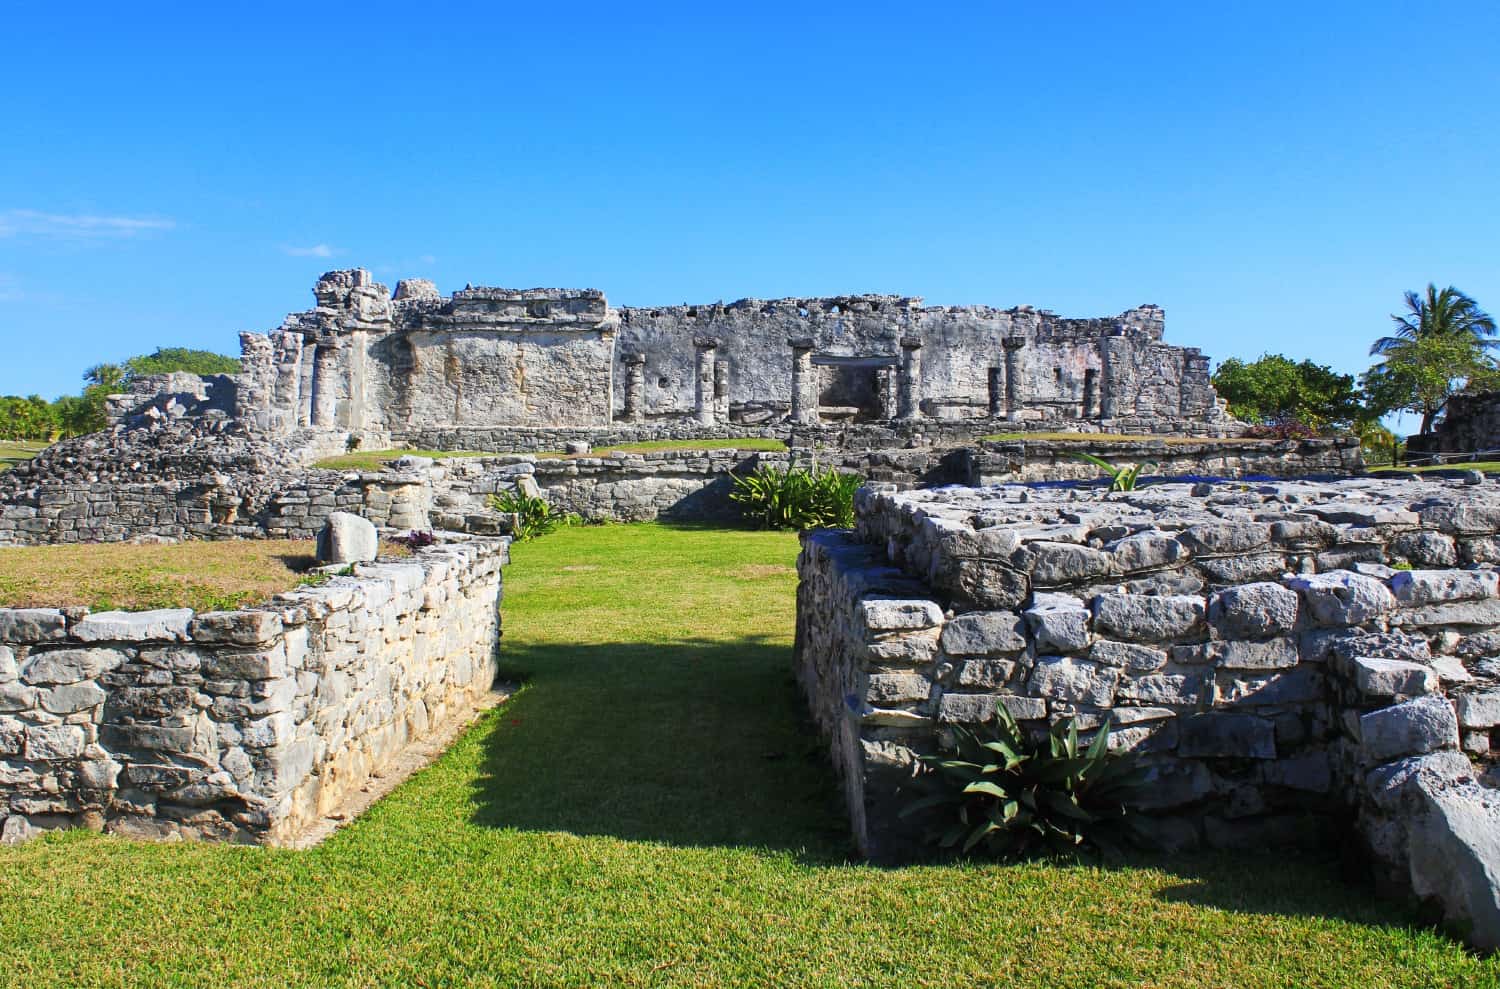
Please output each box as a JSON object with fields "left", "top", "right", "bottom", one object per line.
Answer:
{"left": 714, "top": 359, "right": 731, "bottom": 421}
{"left": 877, "top": 367, "right": 898, "bottom": 420}
{"left": 898, "top": 336, "right": 923, "bottom": 419}
{"left": 694, "top": 337, "right": 718, "bottom": 427}
{"left": 789, "top": 338, "right": 819, "bottom": 425}
{"left": 1002, "top": 337, "right": 1026, "bottom": 421}
{"left": 272, "top": 332, "right": 304, "bottom": 433}
{"left": 298, "top": 344, "right": 316, "bottom": 427}
{"left": 988, "top": 366, "right": 1004, "bottom": 418}
{"left": 1099, "top": 335, "right": 1130, "bottom": 420}
{"left": 622, "top": 354, "right": 646, "bottom": 423}
{"left": 311, "top": 339, "right": 343, "bottom": 428}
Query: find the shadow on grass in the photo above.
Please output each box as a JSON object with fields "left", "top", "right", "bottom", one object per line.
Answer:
{"left": 467, "top": 636, "right": 1472, "bottom": 946}
{"left": 470, "top": 637, "right": 854, "bottom": 856}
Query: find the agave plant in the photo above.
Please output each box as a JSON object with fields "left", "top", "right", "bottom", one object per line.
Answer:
{"left": 730, "top": 465, "right": 861, "bottom": 530}
{"left": 901, "top": 701, "right": 1146, "bottom": 860}
{"left": 489, "top": 489, "right": 573, "bottom": 541}
{"left": 1071, "top": 452, "right": 1156, "bottom": 493}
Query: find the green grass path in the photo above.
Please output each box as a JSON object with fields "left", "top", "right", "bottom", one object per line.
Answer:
{"left": 0, "top": 524, "right": 1494, "bottom": 986}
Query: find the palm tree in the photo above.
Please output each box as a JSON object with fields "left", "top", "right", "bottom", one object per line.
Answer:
{"left": 1370, "top": 284, "right": 1496, "bottom": 356}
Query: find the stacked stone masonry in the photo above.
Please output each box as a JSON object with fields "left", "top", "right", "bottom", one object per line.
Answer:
{"left": 794, "top": 477, "right": 1500, "bottom": 949}
{"left": 0, "top": 536, "right": 506, "bottom": 845}
{"left": 1, "top": 432, "right": 1364, "bottom": 546}
{"left": 155, "top": 268, "right": 1240, "bottom": 445}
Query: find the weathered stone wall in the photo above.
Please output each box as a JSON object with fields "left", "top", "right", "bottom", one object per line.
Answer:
{"left": 966, "top": 436, "right": 1364, "bottom": 484}
{"left": 203, "top": 269, "right": 1238, "bottom": 444}
{"left": 0, "top": 536, "right": 505, "bottom": 845}
{"left": 1406, "top": 391, "right": 1500, "bottom": 462}
{"left": 0, "top": 431, "right": 1369, "bottom": 546}
{"left": 795, "top": 478, "right": 1500, "bottom": 946}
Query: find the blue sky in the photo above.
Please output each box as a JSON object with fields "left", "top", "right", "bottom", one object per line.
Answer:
{"left": 2, "top": 1, "right": 1497, "bottom": 420}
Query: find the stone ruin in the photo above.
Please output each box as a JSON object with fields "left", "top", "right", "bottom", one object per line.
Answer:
{"left": 794, "top": 476, "right": 1500, "bottom": 948}
{"left": 137, "top": 268, "right": 1237, "bottom": 447}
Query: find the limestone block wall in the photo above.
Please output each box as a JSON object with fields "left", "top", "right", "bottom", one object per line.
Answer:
{"left": 967, "top": 436, "right": 1363, "bottom": 484}
{"left": 0, "top": 537, "right": 505, "bottom": 845}
{"left": 795, "top": 479, "right": 1500, "bottom": 946}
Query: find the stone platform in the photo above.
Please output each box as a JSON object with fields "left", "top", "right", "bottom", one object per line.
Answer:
{"left": 795, "top": 476, "right": 1500, "bottom": 949}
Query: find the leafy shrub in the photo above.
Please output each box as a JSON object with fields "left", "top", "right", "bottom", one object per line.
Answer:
{"left": 902, "top": 702, "right": 1146, "bottom": 860}
{"left": 729, "top": 466, "right": 862, "bottom": 530}
{"left": 488, "top": 489, "right": 578, "bottom": 541}
{"left": 1070, "top": 453, "right": 1155, "bottom": 492}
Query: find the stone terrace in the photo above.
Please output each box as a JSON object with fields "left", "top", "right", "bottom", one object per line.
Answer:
{"left": 796, "top": 475, "right": 1500, "bottom": 948}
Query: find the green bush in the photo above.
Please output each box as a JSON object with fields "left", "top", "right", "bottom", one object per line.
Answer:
{"left": 488, "top": 490, "right": 578, "bottom": 541}
{"left": 902, "top": 701, "right": 1146, "bottom": 860}
{"left": 729, "top": 465, "right": 861, "bottom": 530}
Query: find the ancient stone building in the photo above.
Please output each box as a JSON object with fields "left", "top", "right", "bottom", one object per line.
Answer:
{"left": 214, "top": 269, "right": 1235, "bottom": 446}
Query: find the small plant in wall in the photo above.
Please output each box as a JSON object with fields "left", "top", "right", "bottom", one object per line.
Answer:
{"left": 488, "top": 490, "right": 578, "bottom": 541}
{"left": 1071, "top": 452, "right": 1155, "bottom": 493}
{"left": 901, "top": 701, "right": 1146, "bottom": 860}
{"left": 730, "top": 465, "right": 862, "bottom": 530}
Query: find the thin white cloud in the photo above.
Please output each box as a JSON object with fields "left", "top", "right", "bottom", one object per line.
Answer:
{"left": 282, "top": 243, "right": 342, "bottom": 258}
{"left": 418, "top": 254, "right": 437, "bottom": 265}
{"left": 0, "top": 209, "right": 175, "bottom": 239}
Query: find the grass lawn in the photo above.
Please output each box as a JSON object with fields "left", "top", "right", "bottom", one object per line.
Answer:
{"left": 0, "top": 525, "right": 1492, "bottom": 986}
{"left": 0, "top": 539, "right": 373, "bottom": 611}
{"left": 318, "top": 438, "right": 787, "bottom": 470}
{"left": 0, "top": 439, "right": 48, "bottom": 471}
{"left": 537, "top": 437, "right": 788, "bottom": 458}
{"left": 313, "top": 449, "right": 496, "bottom": 470}
{"left": 982, "top": 431, "right": 1275, "bottom": 445}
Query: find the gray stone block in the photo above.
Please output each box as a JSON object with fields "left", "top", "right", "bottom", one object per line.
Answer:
{"left": 23, "top": 724, "right": 87, "bottom": 761}
{"left": 1117, "top": 672, "right": 1206, "bottom": 705}
{"left": 1178, "top": 712, "right": 1276, "bottom": 759}
{"left": 1088, "top": 640, "right": 1168, "bottom": 673}
{"left": 1352, "top": 657, "right": 1439, "bottom": 698}
{"left": 0, "top": 608, "right": 67, "bottom": 643}
{"left": 21, "top": 648, "right": 127, "bottom": 685}
{"left": 1028, "top": 656, "right": 1119, "bottom": 707}
{"left": 73, "top": 609, "right": 194, "bottom": 643}
{"left": 1389, "top": 569, "right": 1499, "bottom": 607}
{"left": 1210, "top": 637, "right": 1298, "bottom": 670}
{"left": 1024, "top": 593, "right": 1091, "bottom": 653}
{"left": 1091, "top": 593, "right": 1205, "bottom": 643}
{"left": 1359, "top": 694, "right": 1459, "bottom": 764}
{"left": 939, "top": 611, "right": 1025, "bottom": 656}
{"left": 316, "top": 511, "right": 378, "bottom": 565}
{"left": 1208, "top": 582, "right": 1299, "bottom": 638}
{"left": 1455, "top": 692, "right": 1500, "bottom": 729}
{"left": 858, "top": 598, "right": 943, "bottom": 633}
{"left": 1028, "top": 541, "right": 1114, "bottom": 585}
{"left": 1285, "top": 571, "right": 1396, "bottom": 626}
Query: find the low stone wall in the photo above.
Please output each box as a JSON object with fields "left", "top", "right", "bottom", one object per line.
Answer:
{"left": 965, "top": 436, "right": 1363, "bottom": 485}
{"left": 0, "top": 429, "right": 1362, "bottom": 546}
{"left": 795, "top": 478, "right": 1500, "bottom": 948}
{"left": 395, "top": 421, "right": 786, "bottom": 455}
{"left": 0, "top": 536, "right": 506, "bottom": 845}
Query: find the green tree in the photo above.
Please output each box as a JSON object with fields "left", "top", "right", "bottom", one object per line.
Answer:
{"left": 122, "top": 347, "right": 241, "bottom": 380}
{"left": 1211, "top": 354, "right": 1363, "bottom": 431}
{"left": 1362, "top": 333, "right": 1500, "bottom": 434}
{"left": 1371, "top": 284, "right": 1496, "bottom": 355}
